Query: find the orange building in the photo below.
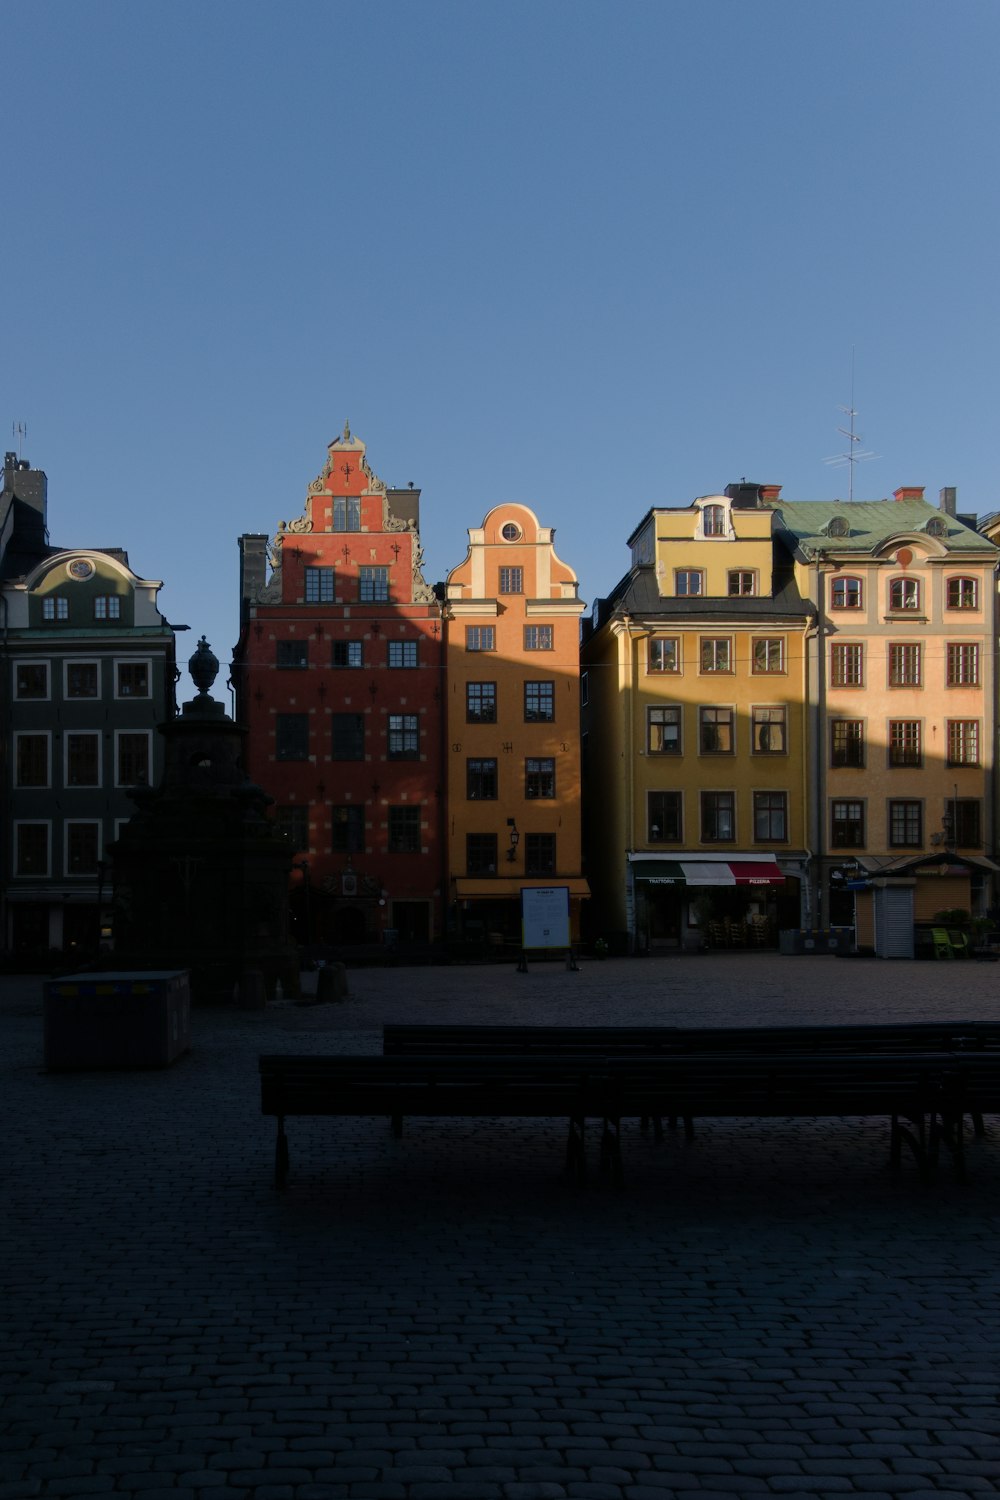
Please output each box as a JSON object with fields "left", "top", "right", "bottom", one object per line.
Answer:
{"left": 443, "top": 503, "right": 588, "bottom": 945}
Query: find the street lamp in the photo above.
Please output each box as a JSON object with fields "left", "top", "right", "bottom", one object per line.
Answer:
{"left": 506, "top": 818, "right": 520, "bottom": 862}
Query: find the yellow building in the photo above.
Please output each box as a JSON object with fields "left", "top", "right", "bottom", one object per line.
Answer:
{"left": 774, "top": 485, "right": 999, "bottom": 928}
{"left": 444, "top": 503, "right": 588, "bottom": 945}
{"left": 582, "top": 486, "right": 813, "bottom": 952}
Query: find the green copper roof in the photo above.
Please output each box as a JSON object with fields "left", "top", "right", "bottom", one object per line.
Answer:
{"left": 773, "top": 500, "right": 997, "bottom": 557}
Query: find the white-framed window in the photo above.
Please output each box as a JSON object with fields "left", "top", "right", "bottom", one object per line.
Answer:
{"left": 702, "top": 503, "right": 726, "bottom": 537}
{"left": 947, "top": 720, "right": 980, "bottom": 767}
{"left": 14, "top": 821, "right": 50, "bottom": 876}
{"left": 93, "top": 596, "right": 121, "bottom": 620}
{"left": 728, "top": 571, "right": 757, "bottom": 597}
{"left": 115, "top": 729, "right": 152, "bottom": 786}
{"left": 946, "top": 643, "right": 980, "bottom": 686}
{"left": 42, "top": 596, "right": 69, "bottom": 621}
{"left": 700, "top": 637, "right": 732, "bottom": 673}
{"left": 65, "top": 732, "right": 101, "bottom": 787}
{"left": 752, "top": 638, "right": 785, "bottom": 674}
{"left": 332, "top": 497, "right": 361, "bottom": 531}
{"left": 648, "top": 638, "right": 680, "bottom": 673}
{"left": 115, "top": 659, "right": 151, "bottom": 698}
{"left": 946, "top": 577, "right": 978, "bottom": 610}
{"left": 889, "top": 577, "right": 921, "bottom": 612}
{"left": 15, "top": 660, "right": 50, "bottom": 699}
{"left": 14, "top": 731, "right": 51, "bottom": 788}
{"left": 65, "top": 820, "right": 102, "bottom": 876}
{"left": 888, "top": 643, "right": 922, "bottom": 687}
{"left": 888, "top": 720, "right": 921, "bottom": 768}
{"left": 499, "top": 566, "right": 523, "bottom": 594}
{"left": 65, "top": 659, "right": 100, "bottom": 698}
{"left": 675, "top": 570, "right": 703, "bottom": 597}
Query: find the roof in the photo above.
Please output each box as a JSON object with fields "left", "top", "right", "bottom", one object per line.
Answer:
{"left": 772, "top": 500, "right": 997, "bottom": 557}
{"left": 589, "top": 565, "right": 814, "bottom": 631}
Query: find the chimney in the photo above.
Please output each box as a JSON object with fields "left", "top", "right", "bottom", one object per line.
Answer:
{"left": 893, "top": 486, "right": 925, "bottom": 503}
{"left": 759, "top": 485, "right": 782, "bottom": 504}
{"left": 725, "top": 481, "right": 777, "bottom": 509}
{"left": 2, "top": 452, "right": 48, "bottom": 556}
{"left": 939, "top": 486, "right": 957, "bottom": 516}
{"left": 238, "top": 533, "right": 269, "bottom": 615}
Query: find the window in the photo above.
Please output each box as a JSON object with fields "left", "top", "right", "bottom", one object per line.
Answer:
{"left": 93, "top": 596, "right": 121, "bottom": 620}
{"left": 830, "top": 643, "right": 863, "bottom": 686}
{"left": 467, "top": 758, "right": 498, "bottom": 800}
{"left": 947, "top": 577, "right": 978, "bottom": 610}
{"left": 67, "top": 662, "right": 98, "bottom": 697}
{"left": 466, "top": 626, "right": 495, "bottom": 652}
{"left": 468, "top": 682, "right": 497, "bottom": 723}
{"left": 15, "top": 734, "right": 49, "bottom": 788}
{"left": 889, "top": 578, "right": 921, "bottom": 612}
{"left": 752, "top": 706, "right": 787, "bottom": 754}
{"left": 499, "top": 566, "right": 523, "bottom": 594}
{"left": 700, "top": 638, "right": 732, "bottom": 673}
{"left": 888, "top": 800, "right": 922, "bottom": 848}
{"left": 466, "top": 833, "right": 498, "bottom": 875}
{"left": 15, "top": 823, "right": 48, "bottom": 876}
{"left": 304, "top": 567, "right": 335, "bottom": 603}
{"left": 66, "top": 732, "right": 100, "bottom": 787}
{"left": 274, "top": 805, "right": 309, "bottom": 851}
{"left": 16, "top": 662, "right": 48, "bottom": 698}
{"left": 525, "top": 833, "right": 556, "bottom": 876}
{"left": 831, "top": 719, "right": 864, "bottom": 768}
{"left": 754, "top": 791, "right": 788, "bottom": 842}
{"left": 947, "top": 644, "right": 980, "bottom": 686}
{"left": 947, "top": 721, "right": 980, "bottom": 767}
{"left": 332, "top": 640, "right": 363, "bottom": 668}
{"left": 388, "top": 714, "right": 419, "bottom": 759}
{"left": 116, "top": 732, "right": 150, "bottom": 786}
{"left": 648, "top": 791, "right": 682, "bottom": 843}
{"left": 701, "top": 792, "right": 735, "bottom": 842}
{"left": 888, "top": 720, "right": 921, "bottom": 768}
{"left": 831, "top": 800, "right": 865, "bottom": 848}
{"left": 699, "top": 707, "right": 734, "bottom": 754}
{"left": 501, "top": 522, "right": 521, "bottom": 542}
{"left": 42, "top": 597, "right": 69, "bottom": 621}
{"left": 524, "top": 625, "right": 553, "bottom": 651}
{"left": 276, "top": 641, "right": 307, "bottom": 670}
{"left": 388, "top": 806, "right": 421, "bottom": 853}
{"left": 675, "top": 570, "right": 703, "bottom": 597}
{"left": 525, "top": 757, "right": 555, "bottom": 799}
{"left": 753, "top": 638, "right": 785, "bottom": 674}
{"left": 276, "top": 714, "right": 310, "bottom": 761}
{"left": 830, "top": 576, "right": 863, "bottom": 610}
{"left": 648, "top": 638, "right": 679, "bottom": 673}
{"left": 331, "top": 805, "right": 364, "bottom": 852}
{"left": 66, "top": 822, "right": 100, "bottom": 875}
{"left": 332, "top": 497, "right": 361, "bottom": 531}
{"left": 888, "top": 643, "right": 922, "bottom": 687}
{"left": 702, "top": 504, "right": 726, "bottom": 536}
{"left": 358, "top": 566, "right": 389, "bottom": 603}
{"left": 947, "top": 799, "right": 982, "bottom": 848}
{"left": 728, "top": 571, "right": 756, "bottom": 597}
{"left": 332, "top": 713, "right": 364, "bottom": 760}
{"left": 524, "top": 681, "right": 554, "bottom": 722}
{"left": 648, "top": 706, "right": 681, "bottom": 754}
{"left": 387, "top": 640, "right": 418, "bottom": 668}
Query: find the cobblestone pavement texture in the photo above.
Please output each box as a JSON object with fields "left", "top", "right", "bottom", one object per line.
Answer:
{"left": 3, "top": 953, "right": 1000, "bottom": 1500}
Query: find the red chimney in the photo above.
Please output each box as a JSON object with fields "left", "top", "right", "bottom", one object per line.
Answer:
{"left": 893, "top": 486, "right": 925, "bottom": 503}
{"left": 759, "top": 485, "right": 782, "bottom": 503}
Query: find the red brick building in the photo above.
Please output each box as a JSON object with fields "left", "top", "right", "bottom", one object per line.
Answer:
{"left": 234, "top": 426, "right": 445, "bottom": 949}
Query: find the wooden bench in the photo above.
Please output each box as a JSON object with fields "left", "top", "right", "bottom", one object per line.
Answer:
{"left": 259, "top": 1053, "right": 613, "bottom": 1189}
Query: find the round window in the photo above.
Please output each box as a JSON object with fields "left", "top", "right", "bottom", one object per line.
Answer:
{"left": 67, "top": 558, "right": 95, "bottom": 581}
{"left": 501, "top": 522, "right": 521, "bottom": 542}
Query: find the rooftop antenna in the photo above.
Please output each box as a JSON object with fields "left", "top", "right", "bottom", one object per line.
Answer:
{"left": 12, "top": 421, "right": 26, "bottom": 459}
{"left": 822, "top": 348, "right": 878, "bottom": 501}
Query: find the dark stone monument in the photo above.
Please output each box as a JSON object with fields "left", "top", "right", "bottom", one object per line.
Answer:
{"left": 108, "top": 636, "right": 298, "bottom": 1003}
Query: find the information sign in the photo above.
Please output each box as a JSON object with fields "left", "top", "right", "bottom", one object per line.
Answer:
{"left": 521, "top": 886, "right": 571, "bottom": 950}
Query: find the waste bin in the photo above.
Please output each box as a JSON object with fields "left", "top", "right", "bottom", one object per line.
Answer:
{"left": 44, "top": 970, "right": 191, "bottom": 1070}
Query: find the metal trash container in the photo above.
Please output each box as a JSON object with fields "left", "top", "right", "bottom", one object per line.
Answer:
{"left": 44, "top": 970, "right": 191, "bottom": 1070}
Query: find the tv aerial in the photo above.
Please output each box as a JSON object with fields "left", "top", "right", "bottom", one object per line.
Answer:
{"left": 822, "top": 350, "right": 878, "bottom": 501}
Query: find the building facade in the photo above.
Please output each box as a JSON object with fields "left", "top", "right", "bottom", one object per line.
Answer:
{"left": 444, "top": 503, "right": 588, "bottom": 944}
{"left": 234, "top": 427, "right": 446, "bottom": 949}
{"left": 581, "top": 485, "right": 813, "bottom": 952}
{"left": 1, "top": 452, "right": 177, "bottom": 956}
{"left": 774, "top": 485, "right": 999, "bottom": 926}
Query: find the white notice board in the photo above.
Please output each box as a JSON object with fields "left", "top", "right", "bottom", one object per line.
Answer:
{"left": 521, "top": 886, "right": 571, "bottom": 950}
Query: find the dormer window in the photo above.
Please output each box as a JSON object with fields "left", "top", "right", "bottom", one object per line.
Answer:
{"left": 702, "top": 503, "right": 726, "bottom": 537}
{"left": 925, "top": 516, "right": 948, "bottom": 538}
{"left": 825, "top": 515, "right": 850, "bottom": 538}
{"left": 889, "top": 577, "right": 921, "bottom": 612}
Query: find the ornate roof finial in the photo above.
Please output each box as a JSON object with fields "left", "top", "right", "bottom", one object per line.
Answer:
{"left": 343, "top": 419, "right": 351, "bottom": 442}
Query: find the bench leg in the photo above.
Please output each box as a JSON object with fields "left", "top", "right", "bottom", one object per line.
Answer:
{"left": 565, "top": 1115, "right": 586, "bottom": 1183}
{"left": 600, "top": 1116, "right": 624, "bottom": 1190}
{"left": 390, "top": 1112, "right": 403, "bottom": 1139}
{"left": 275, "top": 1117, "right": 290, "bottom": 1190}
{"left": 891, "top": 1112, "right": 930, "bottom": 1181}
{"left": 929, "top": 1109, "right": 967, "bottom": 1182}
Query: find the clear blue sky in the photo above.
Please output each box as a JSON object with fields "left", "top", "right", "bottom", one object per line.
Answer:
{"left": 6, "top": 1, "right": 998, "bottom": 692}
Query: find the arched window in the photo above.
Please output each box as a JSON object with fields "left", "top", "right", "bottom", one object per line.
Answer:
{"left": 830, "top": 575, "right": 862, "bottom": 610}
{"left": 702, "top": 503, "right": 726, "bottom": 537}
{"left": 889, "top": 577, "right": 920, "bottom": 612}
{"left": 946, "top": 576, "right": 978, "bottom": 610}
